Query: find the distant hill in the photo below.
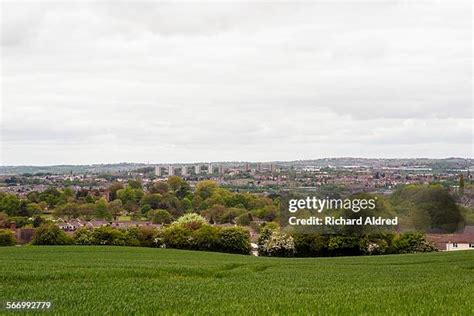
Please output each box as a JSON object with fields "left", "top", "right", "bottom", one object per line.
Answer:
{"left": 0, "top": 158, "right": 471, "bottom": 175}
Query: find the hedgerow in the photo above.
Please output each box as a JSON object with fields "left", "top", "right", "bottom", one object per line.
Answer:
{"left": 0, "top": 229, "right": 16, "bottom": 246}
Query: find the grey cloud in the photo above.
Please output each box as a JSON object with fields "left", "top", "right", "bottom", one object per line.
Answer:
{"left": 1, "top": 1, "right": 472, "bottom": 165}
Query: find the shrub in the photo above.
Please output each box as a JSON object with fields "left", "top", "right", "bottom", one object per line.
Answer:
{"left": 217, "top": 227, "right": 251, "bottom": 254}
{"left": 91, "top": 226, "right": 134, "bottom": 246}
{"left": 9, "top": 216, "right": 32, "bottom": 228}
{"left": 172, "top": 213, "right": 207, "bottom": 230}
{"left": 123, "top": 227, "right": 141, "bottom": 247}
{"left": 162, "top": 225, "right": 193, "bottom": 249}
{"left": 162, "top": 224, "right": 249, "bottom": 254}
{"left": 123, "top": 226, "right": 157, "bottom": 247}
{"left": 0, "top": 229, "right": 16, "bottom": 246}
{"left": 236, "top": 212, "right": 253, "bottom": 226}
{"left": 393, "top": 232, "right": 437, "bottom": 253}
{"left": 76, "top": 226, "right": 150, "bottom": 247}
{"left": 359, "top": 237, "right": 389, "bottom": 255}
{"left": 259, "top": 229, "right": 295, "bottom": 257}
{"left": 73, "top": 228, "right": 94, "bottom": 245}
{"left": 147, "top": 209, "right": 172, "bottom": 225}
{"left": 32, "top": 216, "right": 44, "bottom": 228}
{"left": 292, "top": 233, "right": 330, "bottom": 257}
{"left": 32, "top": 224, "right": 72, "bottom": 245}
{"left": 328, "top": 236, "right": 361, "bottom": 256}
{"left": 413, "top": 240, "right": 438, "bottom": 252}
{"left": 0, "top": 212, "right": 9, "bottom": 228}
{"left": 153, "top": 230, "right": 164, "bottom": 248}
{"left": 192, "top": 225, "right": 219, "bottom": 250}
{"left": 135, "top": 226, "right": 159, "bottom": 247}
{"left": 257, "top": 227, "right": 274, "bottom": 251}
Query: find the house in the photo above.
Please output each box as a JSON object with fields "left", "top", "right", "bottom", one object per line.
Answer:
{"left": 426, "top": 231, "right": 474, "bottom": 251}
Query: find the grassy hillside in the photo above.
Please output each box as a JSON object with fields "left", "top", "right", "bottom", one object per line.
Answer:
{"left": 0, "top": 247, "right": 473, "bottom": 315}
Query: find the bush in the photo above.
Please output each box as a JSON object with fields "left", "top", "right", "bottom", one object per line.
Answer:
{"left": 0, "top": 229, "right": 16, "bottom": 246}
{"left": 257, "top": 227, "right": 274, "bottom": 251}
{"left": 73, "top": 228, "right": 94, "bottom": 245}
{"left": 147, "top": 209, "right": 172, "bottom": 225}
{"left": 136, "top": 226, "right": 159, "bottom": 247}
{"left": 9, "top": 216, "right": 32, "bottom": 228}
{"left": 32, "top": 216, "right": 44, "bottom": 228}
{"left": 162, "top": 224, "right": 249, "bottom": 254}
{"left": 90, "top": 226, "right": 139, "bottom": 246}
{"left": 0, "top": 212, "right": 9, "bottom": 228}
{"left": 328, "top": 236, "right": 361, "bottom": 256}
{"left": 172, "top": 213, "right": 207, "bottom": 230}
{"left": 74, "top": 226, "right": 151, "bottom": 247}
{"left": 217, "top": 227, "right": 250, "bottom": 254}
{"left": 162, "top": 225, "right": 194, "bottom": 249}
{"left": 122, "top": 227, "right": 141, "bottom": 247}
{"left": 393, "top": 232, "right": 437, "bottom": 253}
{"left": 236, "top": 212, "right": 252, "bottom": 226}
{"left": 192, "top": 225, "right": 219, "bottom": 251}
{"left": 359, "top": 237, "right": 389, "bottom": 255}
{"left": 259, "top": 230, "right": 296, "bottom": 257}
{"left": 32, "top": 224, "right": 72, "bottom": 245}
{"left": 292, "top": 233, "right": 330, "bottom": 257}
{"left": 289, "top": 232, "right": 435, "bottom": 257}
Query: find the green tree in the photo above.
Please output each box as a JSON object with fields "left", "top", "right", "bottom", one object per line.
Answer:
{"left": 60, "top": 188, "right": 75, "bottom": 204}
{"left": 32, "top": 224, "right": 72, "bottom": 245}
{"left": 26, "top": 203, "right": 43, "bottom": 216}
{"left": 78, "top": 203, "right": 96, "bottom": 220}
{"left": 147, "top": 209, "right": 172, "bottom": 224}
{"left": 39, "top": 187, "right": 61, "bottom": 208}
{"left": 149, "top": 182, "right": 169, "bottom": 195}
{"left": 0, "top": 194, "right": 21, "bottom": 216}
{"left": 0, "top": 212, "right": 9, "bottom": 228}
{"left": 128, "top": 179, "right": 142, "bottom": 190}
{"left": 95, "top": 198, "right": 112, "bottom": 220}
{"left": 391, "top": 184, "right": 463, "bottom": 233}
{"left": 108, "top": 182, "right": 124, "bottom": 201}
{"left": 167, "top": 176, "right": 191, "bottom": 199}
{"left": 140, "top": 194, "right": 162, "bottom": 210}
{"left": 108, "top": 199, "right": 124, "bottom": 220}
{"left": 195, "top": 180, "right": 218, "bottom": 200}
{"left": 236, "top": 212, "right": 253, "bottom": 226}
{"left": 0, "top": 229, "right": 16, "bottom": 246}
{"left": 117, "top": 187, "right": 143, "bottom": 204}
{"left": 181, "top": 197, "right": 192, "bottom": 211}
{"left": 26, "top": 191, "right": 40, "bottom": 203}
{"left": 172, "top": 213, "right": 207, "bottom": 230}
{"left": 167, "top": 176, "right": 184, "bottom": 192}
{"left": 55, "top": 202, "right": 80, "bottom": 219}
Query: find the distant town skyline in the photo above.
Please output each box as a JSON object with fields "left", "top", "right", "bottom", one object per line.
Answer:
{"left": 1, "top": 1, "right": 472, "bottom": 165}
{"left": 1, "top": 157, "right": 472, "bottom": 168}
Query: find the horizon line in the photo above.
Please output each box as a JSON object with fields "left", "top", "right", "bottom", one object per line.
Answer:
{"left": 1, "top": 156, "right": 473, "bottom": 168}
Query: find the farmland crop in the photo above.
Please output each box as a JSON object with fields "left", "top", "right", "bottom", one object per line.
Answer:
{"left": 0, "top": 247, "right": 473, "bottom": 315}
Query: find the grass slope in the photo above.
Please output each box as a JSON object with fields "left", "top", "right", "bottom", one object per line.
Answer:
{"left": 0, "top": 247, "right": 473, "bottom": 315}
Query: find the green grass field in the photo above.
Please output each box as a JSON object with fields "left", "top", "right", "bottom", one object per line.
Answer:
{"left": 0, "top": 247, "right": 473, "bottom": 315}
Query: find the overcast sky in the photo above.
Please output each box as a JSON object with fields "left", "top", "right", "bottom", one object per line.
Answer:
{"left": 1, "top": 1, "right": 472, "bottom": 165}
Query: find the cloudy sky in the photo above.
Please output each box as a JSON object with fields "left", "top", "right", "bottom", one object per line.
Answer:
{"left": 1, "top": 0, "right": 472, "bottom": 165}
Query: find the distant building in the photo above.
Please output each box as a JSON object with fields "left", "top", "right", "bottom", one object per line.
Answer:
{"left": 155, "top": 166, "right": 162, "bottom": 177}
{"left": 218, "top": 165, "right": 225, "bottom": 175}
{"left": 427, "top": 230, "right": 474, "bottom": 251}
{"left": 270, "top": 163, "right": 277, "bottom": 173}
